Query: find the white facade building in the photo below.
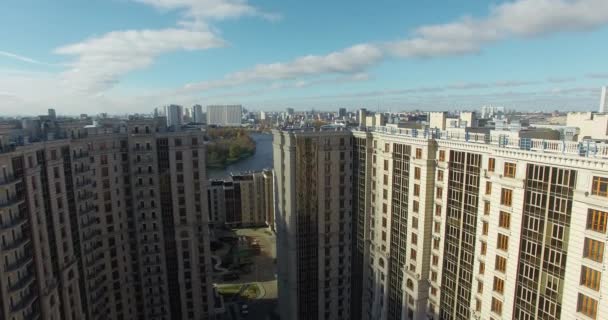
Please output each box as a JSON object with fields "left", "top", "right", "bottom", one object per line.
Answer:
{"left": 207, "top": 105, "right": 242, "bottom": 126}
{"left": 165, "top": 104, "right": 183, "bottom": 127}
{"left": 192, "top": 104, "right": 204, "bottom": 123}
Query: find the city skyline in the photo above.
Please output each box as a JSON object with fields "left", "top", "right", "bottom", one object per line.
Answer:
{"left": 2, "top": 0, "right": 608, "bottom": 115}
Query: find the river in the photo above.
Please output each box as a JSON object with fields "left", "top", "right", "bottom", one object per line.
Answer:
{"left": 207, "top": 132, "right": 274, "bottom": 179}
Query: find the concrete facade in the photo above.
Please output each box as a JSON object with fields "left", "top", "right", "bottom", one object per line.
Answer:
{"left": 275, "top": 125, "right": 608, "bottom": 320}
{"left": 0, "top": 120, "right": 215, "bottom": 320}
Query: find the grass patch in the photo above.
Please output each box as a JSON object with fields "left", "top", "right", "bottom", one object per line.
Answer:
{"left": 216, "top": 284, "right": 261, "bottom": 299}
{"left": 241, "top": 285, "right": 260, "bottom": 299}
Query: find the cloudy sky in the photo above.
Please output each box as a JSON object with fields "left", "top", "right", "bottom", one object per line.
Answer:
{"left": 1, "top": 0, "right": 608, "bottom": 115}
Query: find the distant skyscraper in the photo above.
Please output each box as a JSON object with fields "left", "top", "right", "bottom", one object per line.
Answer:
{"left": 165, "top": 104, "right": 183, "bottom": 127}
{"left": 192, "top": 104, "right": 204, "bottom": 123}
{"left": 600, "top": 86, "right": 607, "bottom": 113}
{"left": 338, "top": 108, "right": 347, "bottom": 118}
{"left": 358, "top": 108, "right": 367, "bottom": 126}
{"left": 48, "top": 108, "right": 56, "bottom": 120}
{"left": 206, "top": 105, "right": 242, "bottom": 126}
{"left": 286, "top": 108, "right": 294, "bottom": 115}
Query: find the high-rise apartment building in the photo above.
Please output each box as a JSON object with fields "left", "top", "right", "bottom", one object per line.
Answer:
{"left": 207, "top": 170, "right": 274, "bottom": 228}
{"left": 192, "top": 105, "right": 205, "bottom": 124}
{"left": 275, "top": 124, "right": 608, "bottom": 320}
{"left": 274, "top": 128, "right": 353, "bottom": 320}
{"left": 165, "top": 105, "right": 183, "bottom": 128}
{"left": 0, "top": 117, "right": 215, "bottom": 320}
{"left": 206, "top": 105, "right": 242, "bottom": 126}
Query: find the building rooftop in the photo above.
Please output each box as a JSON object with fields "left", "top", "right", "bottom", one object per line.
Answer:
{"left": 355, "top": 126, "right": 608, "bottom": 159}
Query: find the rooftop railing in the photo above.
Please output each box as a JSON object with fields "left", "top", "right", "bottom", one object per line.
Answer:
{"left": 357, "top": 126, "right": 608, "bottom": 159}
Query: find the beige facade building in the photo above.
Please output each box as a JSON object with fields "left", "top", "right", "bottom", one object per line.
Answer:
{"left": 0, "top": 118, "right": 215, "bottom": 320}
{"left": 274, "top": 128, "right": 354, "bottom": 320}
{"left": 207, "top": 170, "right": 274, "bottom": 228}
{"left": 275, "top": 124, "right": 608, "bottom": 320}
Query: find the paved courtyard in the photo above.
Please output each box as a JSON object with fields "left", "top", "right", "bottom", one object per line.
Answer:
{"left": 214, "top": 227, "right": 277, "bottom": 320}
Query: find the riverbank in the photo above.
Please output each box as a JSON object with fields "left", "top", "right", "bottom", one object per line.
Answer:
{"left": 207, "top": 133, "right": 273, "bottom": 179}
{"left": 206, "top": 128, "right": 256, "bottom": 169}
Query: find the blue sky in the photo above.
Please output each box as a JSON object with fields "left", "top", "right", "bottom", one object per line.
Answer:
{"left": 1, "top": 0, "right": 608, "bottom": 115}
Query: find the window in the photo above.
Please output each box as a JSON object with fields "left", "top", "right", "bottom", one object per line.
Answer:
{"left": 488, "top": 158, "right": 495, "bottom": 172}
{"left": 587, "top": 209, "right": 608, "bottom": 233}
{"left": 591, "top": 176, "right": 608, "bottom": 197}
{"left": 438, "top": 150, "right": 445, "bottom": 162}
{"left": 479, "top": 262, "right": 485, "bottom": 275}
{"left": 484, "top": 201, "right": 491, "bottom": 215}
{"left": 577, "top": 293, "right": 598, "bottom": 319}
{"left": 437, "top": 170, "right": 443, "bottom": 181}
{"left": 584, "top": 238, "right": 604, "bottom": 262}
{"left": 495, "top": 256, "right": 506, "bottom": 273}
{"left": 480, "top": 241, "right": 487, "bottom": 255}
{"left": 499, "top": 211, "right": 510, "bottom": 229}
{"left": 415, "top": 148, "right": 422, "bottom": 159}
{"left": 413, "top": 184, "right": 420, "bottom": 196}
{"left": 413, "top": 201, "right": 419, "bottom": 213}
{"left": 476, "top": 299, "right": 482, "bottom": 312}
{"left": 493, "top": 277, "right": 505, "bottom": 294}
{"left": 482, "top": 222, "right": 489, "bottom": 235}
{"left": 477, "top": 281, "right": 483, "bottom": 294}
{"left": 383, "top": 175, "right": 388, "bottom": 185}
{"left": 500, "top": 188, "right": 512, "bottom": 207}
{"left": 414, "top": 167, "right": 421, "bottom": 180}
{"left": 411, "top": 233, "right": 417, "bottom": 245}
{"left": 504, "top": 162, "right": 516, "bottom": 178}
{"left": 485, "top": 181, "right": 492, "bottom": 195}
{"left": 497, "top": 234, "right": 509, "bottom": 251}
{"left": 436, "top": 187, "right": 443, "bottom": 199}
{"left": 435, "top": 205, "right": 442, "bottom": 217}
{"left": 384, "top": 160, "right": 389, "bottom": 171}
{"left": 580, "top": 266, "right": 601, "bottom": 291}
{"left": 491, "top": 297, "right": 503, "bottom": 315}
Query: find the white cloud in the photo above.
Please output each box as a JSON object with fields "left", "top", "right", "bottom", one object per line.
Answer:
{"left": 183, "top": 44, "right": 382, "bottom": 92}
{"left": 182, "top": 0, "right": 608, "bottom": 95}
{"left": 54, "top": 28, "right": 224, "bottom": 93}
{"left": 134, "top": 0, "right": 281, "bottom": 22}
{"left": 546, "top": 76, "right": 577, "bottom": 83}
{"left": 0, "top": 50, "right": 55, "bottom": 66}
{"left": 587, "top": 72, "right": 608, "bottom": 79}
{"left": 387, "top": 0, "right": 608, "bottom": 57}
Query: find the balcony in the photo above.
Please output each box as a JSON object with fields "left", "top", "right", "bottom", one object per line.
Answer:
{"left": 9, "top": 270, "right": 35, "bottom": 292}
{"left": 81, "top": 218, "right": 99, "bottom": 229}
{"left": 0, "top": 196, "right": 24, "bottom": 209}
{"left": 10, "top": 291, "right": 37, "bottom": 312}
{"left": 73, "top": 151, "right": 90, "bottom": 160}
{"left": 134, "top": 157, "right": 154, "bottom": 165}
{"left": 5, "top": 255, "right": 33, "bottom": 272}
{"left": 77, "top": 191, "right": 95, "bottom": 201}
{"left": 76, "top": 179, "right": 93, "bottom": 188}
{"left": 0, "top": 175, "right": 19, "bottom": 187}
{"left": 85, "top": 252, "right": 105, "bottom": 267}
{"left": 3, "top": 235, "right": 30, "bottom": 251}
{"left": 0, "top": 213, "right": 28, "bottom": 230}
{"left": 79, "top": 206, "right": 96, "bottom": 216}
{"left": 132, "top": 147, "right": 154, "bottom": 153}
{"left": 74, "top": 166, "right": 91, "bottom": 175}
{"left": 83, "top": 229, "right": 102, "bottom": 242}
